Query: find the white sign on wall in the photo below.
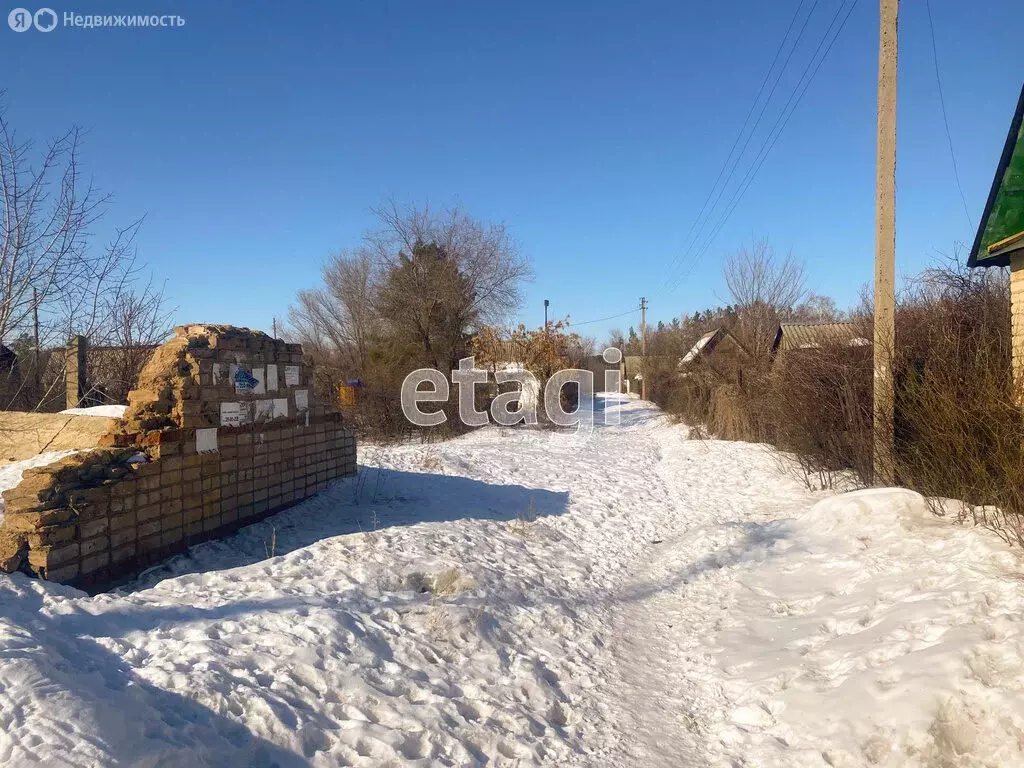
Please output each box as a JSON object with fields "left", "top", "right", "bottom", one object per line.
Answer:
{"left": 254, "top": 399, "right": 274, "bottom": 421}
{"left": 285, "top": 365, "right": 300, "bottom": 387}
{"left": 251, "top": 367, "right": 267, "bottom": 395}
{"left": 196, "top": 427, "right": 218, "bottom": 453}
{"left": 220, "top": 402, "right": 243, "bottom": 427}
{"left": 212, "top": 363, "right": 228, "bottom": 385}
{"left": 266, "top": 364, "right": 279, "bottom": 391}
{"left": 294, "top": 389, "right": 309, "bottom": 412}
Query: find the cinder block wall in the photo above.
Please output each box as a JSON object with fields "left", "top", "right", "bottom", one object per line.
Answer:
{"left": 0, "top": 325, "right": 356, "bottom": 588}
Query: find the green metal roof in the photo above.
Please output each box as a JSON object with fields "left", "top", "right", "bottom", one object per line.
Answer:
{"left": 969, "top": 84, "right": 1024, "bottom": 268}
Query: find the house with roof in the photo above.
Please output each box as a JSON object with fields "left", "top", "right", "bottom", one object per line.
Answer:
{"left": 968, "top": 83, "right": 1024, "bottom": 384}
{"left": 678, "top": 328, "right": 751, "bottom": 384}
{"left": 772, "top": 323, "right": 871, "bottom": 355}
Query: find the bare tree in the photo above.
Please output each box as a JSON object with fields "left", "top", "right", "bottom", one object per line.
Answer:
{"left": 366, "top": 201, "right": 531, "bottom": 326}
{"left": 0, "top": 98, "right": 168, "bottom": 410}
{"left": 289, "top": 248, "right": 376, "bottom": 375}
{"left": 791, "top": 293, "right": 845, "bottom": 323}
{"left": 607, "top": 328, "right": 626, "bottom": 350}
{"left": 84, "top": 278, "right": 174, "bottom": 404}
{"left": 723, "top": 240, "right": 807, "bottom": 359}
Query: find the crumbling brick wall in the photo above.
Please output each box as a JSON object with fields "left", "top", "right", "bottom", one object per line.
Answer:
{"left": 0, "top": 325, "right": 357, "bottom": 588}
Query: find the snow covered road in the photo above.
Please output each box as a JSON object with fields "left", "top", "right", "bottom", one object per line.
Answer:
{"left": 1, "top": 394, "right": 1023, "bottom": 766}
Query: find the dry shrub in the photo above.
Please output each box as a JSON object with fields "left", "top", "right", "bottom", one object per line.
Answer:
{"left": 708, "top": 384, "right": 754, "bottom": 441}
{"left": 768, "top": 344, "right": 873, "bottom": 487}
{"left": 650, "top": 256, "right": 1024, "bottom": 545}
{"left": 891, "top": 264, "right": 1024, "bottom": 546}
{"left": 650, "top": 368, "right": 713, "bottom": 426}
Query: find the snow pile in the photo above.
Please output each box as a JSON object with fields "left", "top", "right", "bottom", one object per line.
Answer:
{"left": 694, "top": 488, "right": 1024, "bottom": 767}
{"left": 0, "top": 450, "right": 80, "bottom": 524}
{"left": 58, "top": 404, "right": 127, "bottom": 418}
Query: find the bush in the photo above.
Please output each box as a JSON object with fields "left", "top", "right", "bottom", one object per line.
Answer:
{"left": 767, "top": 343, "right": 873, "bottom": 486}
{"left": 649, "top": 258, "right": 1024, "bottom": 545}
{"left": 889, "top": 264, "right": 1024, "bottom": 546}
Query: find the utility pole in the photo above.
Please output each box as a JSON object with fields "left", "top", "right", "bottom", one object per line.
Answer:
{"left": 873, "top": 0, "right": 898, "bottom": 484}
{"left": 640, "top": 297, "right": 647, "bottom": 401}
{"left": 272, "top": 316, "right": 278, "bottom": 339}
{"left": 543, "top": 299, "right": 550, "bottom": 379}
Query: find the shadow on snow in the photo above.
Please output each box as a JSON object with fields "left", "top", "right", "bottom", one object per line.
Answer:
{"left": 125, "top": 467, "right": 570, "bottom": 591}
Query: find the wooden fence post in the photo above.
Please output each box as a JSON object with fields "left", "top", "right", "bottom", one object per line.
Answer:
{"left": 66, "top": 335, "right": 87, "bottom": 409}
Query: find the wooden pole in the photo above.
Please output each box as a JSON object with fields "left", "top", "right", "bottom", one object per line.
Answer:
{"left": 873, "top": 0, "right": 898, "bottom": 484}
{"left": 640, "top": 297, "right": 647, "bottom": 401}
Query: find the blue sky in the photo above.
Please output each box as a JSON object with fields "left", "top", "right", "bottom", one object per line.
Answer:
{"left": 4, "top": 0, "right": 1022, "bottom": 341}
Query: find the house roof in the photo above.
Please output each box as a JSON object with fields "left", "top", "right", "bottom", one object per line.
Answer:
{"left": 681, "top": 330, "right": 718, "bottom": 363}
{"left": 969, "top": 83, "right": 1024, "bottom": 268}
{"left": 774, "top": 323, "right": 869, "bottom": 352}
{"left": 679, "top": 328, "right": 751, "bottom": 366}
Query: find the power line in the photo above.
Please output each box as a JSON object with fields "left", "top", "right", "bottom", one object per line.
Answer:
{"left": 925, "top": 0, "right": 973, "bottom": 230}
{"left": 666, "top": 0, "right": 849, "bottom": 293}
{"left": 671, "top": 0, "right": 861, "bottom": 288}
{"left": 667, "top": 0, "right": 813, "bottom": 277}
{"left": 568, "top": 307, "right": 641, "bottom": 327}
{"left": 679, "top": 0, "right": 823, "bottom": 266}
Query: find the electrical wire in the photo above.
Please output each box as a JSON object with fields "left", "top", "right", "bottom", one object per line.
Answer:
{"left": 667, "top": 0, "right": 814, "bottom": 278}
{"left": 668, "top": 0, "right": 861, "bottom": 290}
{"left": 679, "top": 0, "right": 823, "bottom": 266}
{"left": 567, "top": 307, "right": 641, "bottom": 327}
{"left": 925, "top": 0, "right": 973, "bottom": 230}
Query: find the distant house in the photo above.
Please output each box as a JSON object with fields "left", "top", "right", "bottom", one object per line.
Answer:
{"left": 772, "top": 323, "right": 870, "bottom": 355}
{"left": 678, "top": 328, "right": 751, "bottom": 384}
{"left": 619, "top": 355, "right": 641, "bottom": 393}
{"left": 618, "top": 354, "right": 683, "bottom": 394}
{"left": 583, "top": 354, "right": 621, "bottom": 393}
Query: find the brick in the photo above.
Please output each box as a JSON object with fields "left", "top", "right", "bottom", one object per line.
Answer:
{"left": 79, "top": 518, "right": 109, "bottom": 540}
{"left": 110, "top": 528, "right": 135, "bottom": 549}
{"left": 220, "top": 506, "right": 239, "bottom": 524}
{"left": 162, "top": 510, "right": 184, "bottom": 530}
{"left": 27, "top": 524, "right": 77, "bottom": 548}
{"left": 45, "top": 561, "right": 80, "bottom": 582}
{"left": 138, "top": 520, "right": 161, "bottom": 538}
{"left": 137, "top": 504, "right": 162, "bottom": 523}
{"left": 160, "top": 469, "right": 183, "bottom": 488}
{"left": 3, "top": 507, "right": 75, "bottom": 532}
{"left": 111, "top": 543, "right": 136, "bottom": 563}
{"left": 161, "top": 528, "right": 183, "bottom": 546}
{"left": 160, "top": 456, "right": 184, "bottom": 472}
{"left": 81, "top": 552, "right": 110, "bottom": 574}
{"left": 80, "top": 536, "right": 108, "bottom": 557}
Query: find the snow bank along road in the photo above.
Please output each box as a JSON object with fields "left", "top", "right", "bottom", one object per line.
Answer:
{"left": 1, "top": 395, "right": 1023, "bottom": 766}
